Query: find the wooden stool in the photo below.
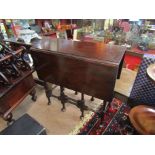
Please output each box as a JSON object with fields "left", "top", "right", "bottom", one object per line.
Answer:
{"left": 0, "top": 114, "right": 46, "bottom": 135}
{"left": 129, "top": 105, "right": 155, "bottom": 135}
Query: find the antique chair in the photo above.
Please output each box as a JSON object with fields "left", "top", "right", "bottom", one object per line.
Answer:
{"left": 128, "top": 54, "right": 155, "bottom": 107}
{"left": 115, "top": 54, "right": 155, "bottom": 104}
{"left": 128, "top": 54, "right": 155, "bottom": 134}
{"left": 115, "top": 54, "right": 155, "bottom": 134}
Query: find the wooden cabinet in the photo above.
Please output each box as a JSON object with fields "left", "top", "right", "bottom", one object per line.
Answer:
{"left": 0, "top": 71, "right": 36, "bottom": 123}
{"left": 0, "top": 43, "right": 36, "bottom": 123}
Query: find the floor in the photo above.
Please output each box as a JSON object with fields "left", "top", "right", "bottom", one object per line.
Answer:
{"left": 0, "top": 68, "right": 137, "bottom": 135}
{"left": 0, "top": 84, "right": 102, "bottom": 135}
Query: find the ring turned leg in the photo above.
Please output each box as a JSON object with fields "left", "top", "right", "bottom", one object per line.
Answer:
{"left": 30, "top": 88, "right": 37, "bottom": 102}
{"left": 80, "top": 93, "right": 85, "bottom": 119}
{"left": 77, "top": 93, "right": 86, "bottom": 119}
{"left": 44, "top": 82, "right": 52, "bottom": 105}
{"left": 59, "top": 86, "right": 67, "bottom": 112}
{"left": 100, "top": 101, "right": 110, "bottom": 122}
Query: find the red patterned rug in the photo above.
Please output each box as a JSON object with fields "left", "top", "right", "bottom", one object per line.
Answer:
{"left": 70, "top": 98, "right": 138, "bottom": 135}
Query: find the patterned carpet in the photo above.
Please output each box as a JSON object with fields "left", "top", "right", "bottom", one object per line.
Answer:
{"left": 70, "top": 98, "right": 138, "bottom": 135}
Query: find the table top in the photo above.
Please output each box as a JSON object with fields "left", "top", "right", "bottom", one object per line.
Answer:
{"left": 147, "top": 63, "right": 155, "bottom": 82}
{"left": 31, "top": 37, "right": 126, "bottom": 66}
{"left": 5, "top": 37, "right": 126, "bottom": 66}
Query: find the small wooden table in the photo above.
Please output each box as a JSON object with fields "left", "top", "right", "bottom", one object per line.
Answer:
{"left": 30, "top": 37, "right": 126, "bottom": 118}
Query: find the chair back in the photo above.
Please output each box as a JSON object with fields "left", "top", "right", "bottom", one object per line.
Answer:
{"left": 129, "top": 54, "right": 155, "bottom": 107}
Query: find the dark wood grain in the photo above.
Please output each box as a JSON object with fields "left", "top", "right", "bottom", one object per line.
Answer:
{"left": 0, "top": 41, "right": 36, "bottom": 122}
{"left": 30, "top": 38, "right": 126, "bottom": 102}
{"left": 31, "top": 37, "right": 125, "bottom": 66}
{"left": 0, "top": 71, "right": 35, "bottom": 121}
{"left": 4, "top": 38, "right": 31, "bottom": 52}
{"left": 129, "top": 105, "right": 155, "bottom": 134}
{"left": 0, "top": 48, "right": 24, "bottom": 63}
